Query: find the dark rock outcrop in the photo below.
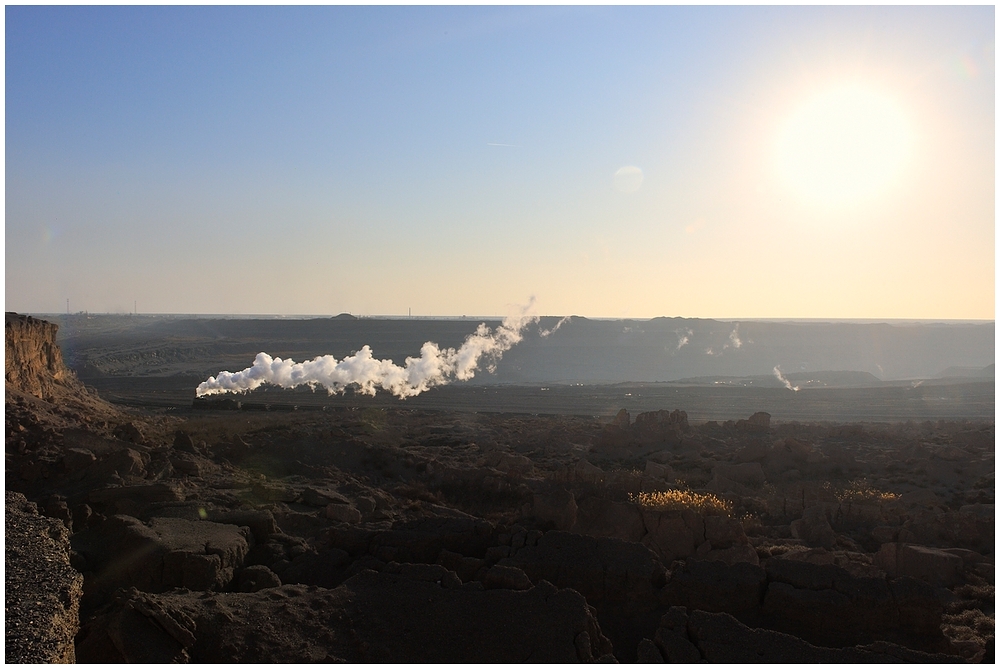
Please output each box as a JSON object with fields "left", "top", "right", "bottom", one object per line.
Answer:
{"left": 499, "top": 530, "right": 668, "bottom": 661}
{"left": 685, "top": 609, "right": 959, "bottom": 663}
{"left": 77, "top": 571, "right": 614, "bottom": 663}
{"left": 71, "top": 514, "right": 251, "bottom": 608}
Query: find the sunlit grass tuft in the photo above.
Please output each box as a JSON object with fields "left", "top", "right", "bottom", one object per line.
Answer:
{"left": 824, "top": 478, "right": 899, "bottom": 503}
{"left": 630, "top": 488, "right": 733, "bottom": 516}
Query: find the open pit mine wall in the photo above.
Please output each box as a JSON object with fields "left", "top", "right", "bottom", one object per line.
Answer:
{"left": 5, "top": 312, "right": 75, "bottom": 398}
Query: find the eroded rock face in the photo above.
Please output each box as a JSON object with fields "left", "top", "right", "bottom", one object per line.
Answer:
{"left": 77, "top": 571, "right": 613, "bottom": 663}
{"left": 5, "top": 313, "right": 76, "bottom": 399}
{"left": 5, "top": 491, "right": 83, "bottom": 663}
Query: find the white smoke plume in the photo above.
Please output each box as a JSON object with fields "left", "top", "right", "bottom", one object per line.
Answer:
{"left": 675, "top": 328, "right": 693, "bottom": 351}
{"left": 773, "top": 365, "right": 800, "bottom": 392}
{"left": 196, "top": 302, "right": 545, "bottom": 399}
{"left": 539, "top": 316, "right": 571, "bottom": 338}
{"left": 728, "top": 325, "right": 742, "bottom": 349}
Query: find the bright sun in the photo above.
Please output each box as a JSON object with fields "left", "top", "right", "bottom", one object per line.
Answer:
{"left": 775, "top": 84, "right": 913, "bottom": 207}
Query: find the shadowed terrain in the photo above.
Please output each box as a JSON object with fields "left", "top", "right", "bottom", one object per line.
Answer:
{"left": 6, "top": 313, "right": 994, "bottom": 663}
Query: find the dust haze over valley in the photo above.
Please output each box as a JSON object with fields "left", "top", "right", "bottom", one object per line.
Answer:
{"left": 48, "top": 312, "right": 994, "bottom": 422}
{"left": 5, "top": 5, "right": 995, "bottom": 666}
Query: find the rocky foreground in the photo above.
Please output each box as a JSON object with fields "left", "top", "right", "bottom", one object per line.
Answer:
{"left": 5, "top": 313, "right": 995, "bottom": 663}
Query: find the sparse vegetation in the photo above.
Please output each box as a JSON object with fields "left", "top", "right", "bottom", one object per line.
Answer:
{"left": 824, "top": 478, "right": 899, "bottom": 504}
{"left": 629, "top": 488, "right": 733, "bottom": 516}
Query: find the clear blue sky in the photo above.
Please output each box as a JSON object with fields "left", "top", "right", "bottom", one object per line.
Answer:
{"left": 6, "top": 6, "right": 994, "bottom": 318}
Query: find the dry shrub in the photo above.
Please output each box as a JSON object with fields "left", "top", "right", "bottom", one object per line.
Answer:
{"left": 824, "top": 478, "right": 899, "bottom": 504}
{"left": 629, "top": 488, "right": 732, "bottom": 516}
{"left": 943, "top": 610, "right": 994, "bottom": 641}
{"left": 955, "top": 583, "right": 994, "bottom": 604}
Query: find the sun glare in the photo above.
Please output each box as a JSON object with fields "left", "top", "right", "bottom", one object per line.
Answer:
{"left": 775, "top": 84, "right": 913, "bottom": 207}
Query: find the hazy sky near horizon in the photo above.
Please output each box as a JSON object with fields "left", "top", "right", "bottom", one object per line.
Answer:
{"left": 6, "top": 6, "right": 995, "bottom": 319}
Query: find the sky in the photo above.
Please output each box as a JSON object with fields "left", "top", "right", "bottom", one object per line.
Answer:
{"left": 5, "top": 6, "right": 995, "bottom": 319}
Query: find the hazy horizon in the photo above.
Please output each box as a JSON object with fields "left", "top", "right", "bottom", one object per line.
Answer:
{"left": 7, "top": 6, "right": 995, "bottom": 320}
{"left": 24, "top": 311, "right": 996, "bottom": 326}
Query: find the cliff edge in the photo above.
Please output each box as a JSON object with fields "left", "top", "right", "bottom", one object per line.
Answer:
{"left": 5, "top": 313, "right": 78, "bottom": 399}
{"left": 5, "top": 315, "right": 118, "bottom": 663}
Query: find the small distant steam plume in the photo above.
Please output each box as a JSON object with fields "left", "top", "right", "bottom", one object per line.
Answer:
{"left": 539, "top": 316, "right": 571, "bottom": 338}
{"left": 197, "top": 301, "right": 549, "bottom": 399}
{"left": 728, "top": 325, "right": 742, "bottom": 349}
{"left": 773, "top": 365, "right": 800, "bottom": 392}
{"left": 675, "top": 328, "right": 693, "bottom": 351}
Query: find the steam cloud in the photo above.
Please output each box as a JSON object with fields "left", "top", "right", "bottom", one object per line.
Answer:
{"left": 196, "top": 303, "right": 548, "bottom": 399}
{"left": 675, "top": 328, "right": 693, "bottom": 351}
{"left": 728, "top": 325, "right": 742, "bottom": 349}
{"left": 773, "top": 365, "right": 800, "bottom": 392}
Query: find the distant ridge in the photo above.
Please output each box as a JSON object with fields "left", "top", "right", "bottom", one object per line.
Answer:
{"left": 331, "top": 313, "right": 358, "bottom": 321}
{"left": 935, "top": 364, "right": 994, "bottom": 379}
{"left": 668, "top": 370, "right": 883, "bottom": 389}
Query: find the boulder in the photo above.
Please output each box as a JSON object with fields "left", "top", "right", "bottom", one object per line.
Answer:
{"left": 206, "top": 509, "right": 278, "bottom": 544}
{"left": 237, "top": 565, "right": 282, "bottom": 592}
{"left": 300, "top": 487, "right": 351, "bottom": 507}
{"left": 712, "top": 462, "right": 765, "bottom": 488}
{"left": 735, "top": 412, "right": 770, "bottom": 433}
{"left": 113, "top": 422, "right": 145, "bottom": 444}
{"left": 632, "top": 410, "right": 689, "bottom": 444}
{"left": 790, "top": 505, "right": 837, "bottom": 549}
{"left": 326, "top": 503, "right": 362, "bottom": 524}
{"left": 437, "top": 549, "right": 485, "bottom": 582}
{"left": 640, "top": 510, "right": 700, "bottom": 562}
{"left": 500, "top": 530, "right": 668, "bottom": 662}
{"left": 88, "top": 483, "right": 184, "bottom": 516}
{"left": 488, "top": 452, "right": 534, "bottom": 477}
{"left": 573, "top": 496, "right": 645, "bottom": 542}
{"left": 501, "top": 530, "right": 667, "bottom": 606}
{"left": 654, "top": 626, "right": 701, "bottom": 663}
{"left": 643, "top": 460, "right": 673, "bottom": 482}
{"left": 385, "top": 562, "right": 463, "bottom": 589}
{"left": 63, "top": 447, "right": 97, "bottom": 475}
{"left": 172, "top": 431, "right": 199, "bottom": 455}
{"left": 573, "top": 458, "right": 606, "bottom": 484}
{"left": 279, "top": 548, "right": 351, "bottom": 588}
{"left": 71, "top": 515, "right": 251, "bottom": 605}
{"left": 531, "top": 489, "right": 577, "bottom": 531}
{"left": 874, "top": 543, "right": 963, "bottom": 587}
{"left": 898, "top": 508, "right": 994, "bottom": 554}
{"left": 636, "top": 638, "right": 665, "bottom": 663}
{"left": 349, "top": 517, "right": 495, "bottom": 565}
{"left": 484, "top": 564, "right": 533, "bottom": 590}
{"left": 661, "top": 559, "right": 766, "bottom": 623}
{"left": 761, "top": 557, "right": 947, "bottom": 652}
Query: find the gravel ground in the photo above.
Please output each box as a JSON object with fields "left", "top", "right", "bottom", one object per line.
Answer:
{"left": 5, "top": 491, "right": 83, "bottom": 664}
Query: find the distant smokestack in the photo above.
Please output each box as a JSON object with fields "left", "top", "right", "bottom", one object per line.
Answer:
{"left": 196, "top": 300, "right": 553, "bottom": 399}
